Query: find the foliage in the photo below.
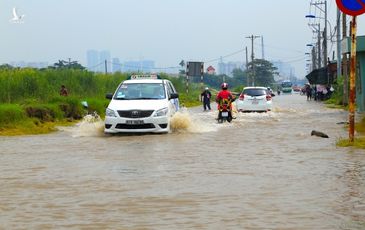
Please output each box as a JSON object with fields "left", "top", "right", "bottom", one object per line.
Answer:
{"left": 337, "top": 138, "right": 365, "bottom": 148}
{"left": 336, "top": 115, "right": 365, "bottom": 149}
{"left": 246, "top": 59, "right": 278, "bottom": 87}
{"left": 0, "top": 68, "right": 127, "bottom": 103}
{"left": 324, "top": 75, "right": 345, "bottom": 106}
{"left": 49, "top": 60, "right": 86, "bottom": 70}
{"left": 0, "top": 104, "right": 26, "bottom": 126}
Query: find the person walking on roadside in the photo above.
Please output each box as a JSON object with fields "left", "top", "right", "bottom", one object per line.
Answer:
{"left": 305, "top": 84, "right": 312, "bottom": 101}
{"left": 201, "top": 87, "right": 212, "bottom": 111}
{"left": 60, "top": 85, "right": 68, "bottom": 96}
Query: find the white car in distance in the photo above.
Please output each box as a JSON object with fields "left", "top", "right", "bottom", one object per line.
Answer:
{"left": 235, "top": 86, "right": 272, "bottom": 112}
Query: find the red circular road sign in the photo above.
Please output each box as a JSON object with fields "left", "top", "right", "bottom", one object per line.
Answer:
{"left": 336, "top": 0, "right": 365, "bottom": 16}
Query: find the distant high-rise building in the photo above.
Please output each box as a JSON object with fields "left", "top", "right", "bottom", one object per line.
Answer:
{"left": 272, "top": 60, "right": 295, "bottom": 81}
{"left": 122, "top": 60, "right": 155, "bottom": 73}
{"left": 86, "top": 49, "right": 111, "bottom": 72}
{"left": 112, "top": 58, "right": 122, "bottom": 72}
{"left": 100, "top": 50, "right": 111, "bottom": 73}
{"left": 141, "top": 60, "right": 155, "bottom": 73}
{"left": 218, "top": 61, "right": 245, "bottom": 76}
{"left": 86, "top": 50, "right": 99, "bottom": 71}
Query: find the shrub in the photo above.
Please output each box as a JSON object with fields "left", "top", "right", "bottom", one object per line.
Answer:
{"left": 0, "top": 104, "right": 26, "bottom": 125}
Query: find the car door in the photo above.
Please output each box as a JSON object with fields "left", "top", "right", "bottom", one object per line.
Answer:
{"left": 166, "top": 81, "right": 179, "bottom": 113}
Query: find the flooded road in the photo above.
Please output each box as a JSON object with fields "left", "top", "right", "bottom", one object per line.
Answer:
{"left": 1, "top": 94, "right": 365, "bottom": 229}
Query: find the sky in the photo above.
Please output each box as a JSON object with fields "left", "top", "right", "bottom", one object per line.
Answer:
{"left": 2, "top": 0, "right": 365, "bottom": 79}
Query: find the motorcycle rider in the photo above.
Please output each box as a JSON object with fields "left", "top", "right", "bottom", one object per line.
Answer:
{"left": 216, "top": 82, "right": 234, "bottom": 122}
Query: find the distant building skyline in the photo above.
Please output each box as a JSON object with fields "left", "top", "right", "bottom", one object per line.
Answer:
{"left": 86, "top": 49, "right": 156, "bottom": 73}
{"left": 218, "top": 61, "right": 245, "bottom": 76}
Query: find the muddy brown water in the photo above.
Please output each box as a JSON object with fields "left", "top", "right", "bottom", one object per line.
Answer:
{"left": 1, "top": 94, "right": 364, "bottom": 229}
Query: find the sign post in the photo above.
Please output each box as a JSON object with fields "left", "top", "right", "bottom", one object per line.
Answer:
{"left": 336, "top": 0, "right": 365, "bottom": 142}
{"left": 186, "top": 62, "right": 204, "bottom": 94}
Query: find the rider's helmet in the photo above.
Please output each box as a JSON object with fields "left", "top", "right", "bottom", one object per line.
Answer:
{"left": 221, "top": 82, "right": 228, "bottom": 90}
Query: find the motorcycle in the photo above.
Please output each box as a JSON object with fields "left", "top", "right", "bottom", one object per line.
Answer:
{"left": 217, "top": 98, "right": 235, "bottom": 123}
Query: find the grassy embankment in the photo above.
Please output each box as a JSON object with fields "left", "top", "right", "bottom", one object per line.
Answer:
{"left": 323, "top": 77, "right": 365, "bottom": 148}
{"left": 0, "top": 68, "right": 203, "bottom": 136}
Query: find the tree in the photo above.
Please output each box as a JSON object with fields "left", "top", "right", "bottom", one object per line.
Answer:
{"left": 232, "top": 68, "right": 248, "bottom": 86}
{"left": 246, "top": 59, "right": 278, "bottom": 86}
{"left": 51, "top": 60, "right": 85, "bottom": 70}
{"left": 0, "top": 64, "right": 14, "bottom": 70}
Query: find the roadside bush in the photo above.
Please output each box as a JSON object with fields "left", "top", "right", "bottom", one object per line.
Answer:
{"left": 56, "top": 97, "right": 84, "bottom": 119}
{"left": 23, "top": 104, "right": 64, "bottom": 122}
{"left": 0, "top": 104, "right": 26, "bottom": 125}
{"left": 82, "top": 98, "right": 109, "bottom": 117}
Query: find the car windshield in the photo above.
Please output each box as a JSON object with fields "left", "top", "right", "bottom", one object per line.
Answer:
{"left": 243, "top": 88, "right": 266, "bottom": 96}
{"left": 114, "top": 83, "right": 166, "bottom": 100}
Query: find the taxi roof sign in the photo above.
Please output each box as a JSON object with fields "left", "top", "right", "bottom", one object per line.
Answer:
{"left": 128, "top": 74, "right": 161, "bottom": 80}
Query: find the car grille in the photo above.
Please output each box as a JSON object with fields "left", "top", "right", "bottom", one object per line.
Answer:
{"left": 117, "top": 110, "right": 154, "bottom": 118}
{"left": 115, "top": 123, "right": 155, "bottom": 129}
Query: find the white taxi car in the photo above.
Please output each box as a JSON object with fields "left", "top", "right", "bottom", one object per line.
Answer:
{"left": 104, "top": 74, "right": 179, "bottom": 133}
{"left": 235, "top": 86, "right": 272, "bottom": 112}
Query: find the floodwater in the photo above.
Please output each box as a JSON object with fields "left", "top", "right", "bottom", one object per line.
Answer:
{"left": 1, "top": 93, "right": 365, "bottom": 229}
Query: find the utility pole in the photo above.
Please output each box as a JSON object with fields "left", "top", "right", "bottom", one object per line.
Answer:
{"left": 245, "top": 46, "right": 249, "bottom": 86}
{"left": 343, "top": 13, "right": 348, "bottom": 105}
{"left": 317, "top": 24, "right": 322, "bottom": 68}
{"left": 104, "top": 59, "right": 108, "bottom": 74}
{"left": 337, "top": 9, "right": 342, "bottom": 80}
{"left": 246, "top": 35, "right": 260, "bottom": 86}
{"left": 261, "top": 36, "right": 265, "bottom": 60}
{"left": 311, "top": 0, "right": 327, "bottom": 67}
{"left": 324, "top": 0, "right": 328, "bottom": 66}
{"left": 349, "top": 16, "right": 357, "bottom": 142}
{"left": 311, "top": 47, "right": 317, "bottom": 70}
{"left": 336, "top": 8, "right": 342, "bottom": 78}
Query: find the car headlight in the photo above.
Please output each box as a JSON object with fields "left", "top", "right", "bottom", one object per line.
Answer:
{"left": 106, "top": 108, "right": 117, "bottom": 117}
{"left": 154, "top": 107, "right": 168, "bottom": 117}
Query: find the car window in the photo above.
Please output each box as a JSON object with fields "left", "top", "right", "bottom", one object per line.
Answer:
{"left": 168, "top": 81, "right": 177, "bottom": 93}
{"left": 114, "top": 83, "right": 166, "bottom": 100}
{"left": 243, "top": 88, "right": 266, "bottom": 96}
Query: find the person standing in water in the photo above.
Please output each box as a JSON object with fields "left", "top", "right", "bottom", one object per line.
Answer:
{"left": 200, "top": 87, "right": 212, "bottom": 111}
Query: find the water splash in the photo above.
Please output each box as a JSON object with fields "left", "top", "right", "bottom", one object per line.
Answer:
{"left": 71, "top": 113, "right": 104, "bottom": 137}
{"left": 170, "top": 108, "right": 219, "bottom": 133}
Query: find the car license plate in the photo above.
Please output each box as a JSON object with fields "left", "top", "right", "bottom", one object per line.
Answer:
{"left": 252, "top": 99, "right": 259, "bottom": 104}
{"left": 221, "top": 112, "right": 228, "bottom": 117}
{"left": 126, "top": 120, "right": 144, "bottom": 125}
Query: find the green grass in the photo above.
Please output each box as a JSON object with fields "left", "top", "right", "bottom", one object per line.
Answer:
{"left": 0, "top": 104, "right": 26, "bottom": 125}
{"left": 0, "top": 68, "right": 206, "bottom": 135}
{"left": 336, "top": 116, "right": 365, "bottom": 149}
{"left": 337, "top": 138, "right": 365, "bottom": 148}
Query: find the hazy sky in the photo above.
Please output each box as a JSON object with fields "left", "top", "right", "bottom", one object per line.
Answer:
{"left": 2, "top": 0, "right": 365, "bottom": 78}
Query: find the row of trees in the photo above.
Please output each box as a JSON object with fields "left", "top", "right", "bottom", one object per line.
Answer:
{"left": 0, "top": 59, "right": 85, "bottom": 71}
{"left": 0, "top": 58, "right": 279, "bottom": 95}
{"left": 182, "top": 59, "right": 278, "bottom": 91}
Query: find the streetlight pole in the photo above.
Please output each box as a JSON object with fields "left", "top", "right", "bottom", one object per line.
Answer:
{"left": 324, "top": 0, "right": 328, "bottom": 65}
{"left": 309, "top": 0, "right": 328, "bottom": 66}
{"left": 336, "top": 9, "right": 342, "bottom": 82}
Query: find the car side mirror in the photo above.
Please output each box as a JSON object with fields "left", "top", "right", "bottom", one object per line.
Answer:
{"left": 106, "top": 93, "right": 113, "bottom": 99}
{"left": 169, "top": 93, "right": 179, "bottom": 99}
